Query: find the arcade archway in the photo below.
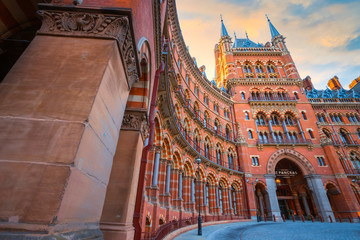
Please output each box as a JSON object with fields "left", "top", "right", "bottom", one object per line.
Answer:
{"left": 274, "top": 159, "right": 316, "bottom": 219}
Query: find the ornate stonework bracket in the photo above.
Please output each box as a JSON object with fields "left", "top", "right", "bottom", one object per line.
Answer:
{"left": 121, "top": 110, "right": 149, "bottom": 142}
{"left": 37, "top": 4, "right": 140, "bottom": 89}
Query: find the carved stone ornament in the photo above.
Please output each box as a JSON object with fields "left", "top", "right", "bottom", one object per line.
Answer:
{"left": 37, "top": 5, "right": 139, "bottom": 88}
{"left": 235, "top": 122, "right": 247, "bottom": 143}
{"left": 122, "top": 111, "right": 149, "bottom": 141}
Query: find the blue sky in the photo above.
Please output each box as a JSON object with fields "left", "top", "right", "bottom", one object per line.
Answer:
{"left": 176, "top": 0, "right": 360, "bottom": 89}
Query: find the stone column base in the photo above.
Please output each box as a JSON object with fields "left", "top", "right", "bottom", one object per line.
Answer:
{"left": 101, "top": 222, "right": 135, "bottom": 240}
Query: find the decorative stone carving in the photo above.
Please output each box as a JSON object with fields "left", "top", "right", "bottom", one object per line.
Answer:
{"left": 319, "top": 129, "right": 333, "bottom": 146}
{"left": 235, "top": 122, "right": 247, "bottom": 144}
{"left": 122, "top": 110, "right": 149, "bottom": 141}
{"left": 37, "top": 5, "right": 139, "bottom": 88}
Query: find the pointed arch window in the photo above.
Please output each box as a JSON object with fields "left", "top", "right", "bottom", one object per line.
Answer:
{"left": 248, "top": 130, "right": 253, "bottom": 139}
{"left": 241, "top": 92, "right": 246, "bottom": 100}
{"left": 219, "top": 184, "right": 223, "bottom": 214}
{"left": 245, "top": 111, "right": 250, "bottom": 120}
{"left": 231, "top": 185, "right": 237, "bottom": 215}
{"left": 302, "top": 111, "right": 307, "bottom": 120}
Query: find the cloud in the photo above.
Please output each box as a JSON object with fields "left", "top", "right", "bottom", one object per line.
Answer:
{"left": 176, "top": 0, "right": 360, "bottom": 89}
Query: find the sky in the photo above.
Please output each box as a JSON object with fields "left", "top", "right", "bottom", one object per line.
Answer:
{"left": 176, "top": 0, "right": 360, "bottom": 89}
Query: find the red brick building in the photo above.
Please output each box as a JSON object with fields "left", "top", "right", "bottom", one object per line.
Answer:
{"left": 0, "top": 0, "right": 359, "bottom": 239}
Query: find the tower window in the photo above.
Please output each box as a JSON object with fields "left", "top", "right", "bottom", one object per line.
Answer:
{"left": 251, "top": 157, "right": 259, "bottom": 166}
{"left": 245, "top": 112, "right": 249, "bottom": 120}
{"left": 248, "top": 130, "right": 253, "bottom": 139}
{"left": 294, "top": 92, "right": 299, "bottom": 100}
{"left": 317, "top": 157, "right": 326, "bottom": 166}
{"left": 308, "top": 130, "right": 314, "bottom": 139}
{"left": 302, "top": 111, "right": 307, "bottom": 120}
{"left": 241, "top": 92, "right": 245, "bottom": 100}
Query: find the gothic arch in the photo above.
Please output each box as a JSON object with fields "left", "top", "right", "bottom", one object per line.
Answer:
{"left": 267, "top": 149, "right": 316, "bottom": 175}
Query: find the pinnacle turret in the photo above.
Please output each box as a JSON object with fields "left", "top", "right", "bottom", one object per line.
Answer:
{"left": 266, "top": 14, "right": 280, "bottom": 39}
{"left": 220, "top": 14, "right": 229, "bottom": 37}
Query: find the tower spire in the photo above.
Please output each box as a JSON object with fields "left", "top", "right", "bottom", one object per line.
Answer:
{"left": 220, "top": 14, "right": 229, "bottom": 37}
{"left": 266, "top": 14, "right": 280, "bottom": 39}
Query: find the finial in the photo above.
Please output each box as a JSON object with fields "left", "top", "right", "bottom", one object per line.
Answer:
{"left": 220, "top": 14, "right": 223, "bottom": 21}
{"left": 265, "top": 14, "right": 270, "bottom": 21}
{"left": 245, "top": 31, "right": 249, "bottom": 39}
{"left": 234, "top": 32, "right": 237, "bottom": 39}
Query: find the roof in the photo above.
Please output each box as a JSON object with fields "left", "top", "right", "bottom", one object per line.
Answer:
{"left": 221, "top": 19, "right": 229, "bottom": 37}
{"left": 305, "top": 87, "right": 360, "bottom": 99}
{"left": 232, "top": 38, "right": 263, "bottom": 48}
{"left": 266, "top": 15, "right": 280, "bottom": 38}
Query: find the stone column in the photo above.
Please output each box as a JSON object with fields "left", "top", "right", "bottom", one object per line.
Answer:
{"left": 293, "top": 193, "right": 303, "bottom": 215}
{"left": 264, "top": 174, "right": 281, "bottom": 220}
{"left": 165, "top": 164, "right": 171, "bottom": 194}
{"left": 257, "top": 191, "right": 265, "bottom": 216}
{"left": 178, "top": 172, "right": 183, "bottom": 199}
{"left": 152, "top": 150, "right": 161, "bottom": 187}
{"left": 305, "top": 175, "right": 334, "bottom": 221}
{"left": 0, "top": 5, "right": 142, "bottom": 240}
{"left": 297, "top": 119, "right": 305, "bottom": 140}
{"left": 282, "top": 120, "right": 290, "bottom": 140}
{"left": 228, "top": 189, "right": 233, "bottom": 211}
{"left": 300, "top": 193, "right": 311, "bottom": 216}
{"left": 268, "top": 119, "right": 276, "bottom": 141}
{"left": 191, "top": 178, "right": 195, "bottom": 203}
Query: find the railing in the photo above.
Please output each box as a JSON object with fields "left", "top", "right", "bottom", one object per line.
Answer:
{"left": 174, "top": 86, "right": 234, "bottom": 141}
{"left": 248, "top": 95, "right": 296, "bottom": 102}
{"left": 308, "top": 98, "right": 360, "bottom": 103}
{"left": 173, "top": 115, "right": 238, "bottom": 171}
{"left": 257, "top": 138, "right": 312, "bottom": 145}
{"left": 142, "top": 215, "right": 247, "bottom": 240}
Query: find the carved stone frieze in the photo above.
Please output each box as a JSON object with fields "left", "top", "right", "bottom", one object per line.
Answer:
{"left": 121, "top": 110, "right": 149, "bottom": 141}
{"left": 37, "top": 5, "right": 139, "bottom": 88}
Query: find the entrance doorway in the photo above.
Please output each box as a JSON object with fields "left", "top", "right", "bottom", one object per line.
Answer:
{"left": 275, "top": 159, "right": 317, "bottom": 219}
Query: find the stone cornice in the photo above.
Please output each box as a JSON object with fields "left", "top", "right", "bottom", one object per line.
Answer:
{"left": 226, "top": 78, "right": 303, "bottom": 87}
{"left": 37, "top": 4, "right": 140, "bottom": 89}
{"left": 167, "top": 0, "right": 233, "bottom": 106}
{"left": 310, "top": 102, "right": 360, "bottom": 109}
{"left": 152, "top": 0, "right": 162, "bottom": 68}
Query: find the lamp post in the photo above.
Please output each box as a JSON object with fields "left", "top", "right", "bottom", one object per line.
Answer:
{"left": 196, "top": 156, "right": 202, "bottom": 236}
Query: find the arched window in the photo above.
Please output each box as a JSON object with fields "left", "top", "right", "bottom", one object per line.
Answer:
{"left": 294, "top": 92, "right": 299, "bottom": 100}
{"left": 245, "top": 112, "right": 250, "bottom": 120}
{"left": 302, "top": 111, "right": 307, "bottom": 120}
{"left": 349, "top": 152, "right": 360, "bottom": 174}
{"left": 194, "top": 86, "right": 199, "bottom": 96}
{"left": 216, "top": 144, "right": 222, "bottom": 165}
{"left": 214, "top": 120, "right": 219, "bottom": 134}
{"left": 308, "top": 130, "right": 314, "bottom": 139}
{"left": 204, "top": 95, "right": 208, "bottom": 105}
{"left": 228, "top": 149, "right": 234, "bottom": 169}
{"left": 241, "top": 92, "right": 245, "bottom": 100}
{"left": 248, "top": 130, "right": 253, "bottom": 139}
{"left": 231, "top": 185, "right": 237, "bottom": 215}
{"left": 219, "top": 184, "right": 223, "bottom": 214}
{"left": 256, "top": 113, "right": 266, "bottom": 125}
{"left": 206, "top": 182, "right": 210, "bottom": 212}
{"left": 271, "top": 113, "right": 280, "bottom": 125}
{"left": 339, "top": 129, "right": 350, "bottom": 144}
{"left": 226, "top": 126, "right": 231, "bottom": 140}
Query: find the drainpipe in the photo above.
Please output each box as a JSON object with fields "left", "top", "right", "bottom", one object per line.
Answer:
{"left": 133, "top": 61, "right": 165, "bottom": 240}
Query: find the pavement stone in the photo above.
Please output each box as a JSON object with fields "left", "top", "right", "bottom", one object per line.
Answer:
{"left": 174, "top": 221, "right": 360, "bottom": 240}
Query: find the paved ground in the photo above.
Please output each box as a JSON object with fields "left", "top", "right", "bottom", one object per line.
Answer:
{"left": 174, "top": 221, "right": 360, "bottom": 240}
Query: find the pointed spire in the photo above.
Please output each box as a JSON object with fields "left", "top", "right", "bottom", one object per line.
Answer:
{"left": 266, "top": 14, "right": 280, "bottom": 38}
{"left": 234, "top": 32, "right": 237, "bottom": 40}
{"left": 245, "top": 31, "right": 249, "bottom": 39}
{"left": 220, "top": 14, "right": 229, "bottom": 37}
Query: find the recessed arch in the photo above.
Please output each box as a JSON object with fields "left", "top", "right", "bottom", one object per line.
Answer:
{"left": 267, "top": 149, "right": 316, "bottom": 175}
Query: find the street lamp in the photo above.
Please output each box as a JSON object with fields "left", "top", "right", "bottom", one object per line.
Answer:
{"left": 196, "top": 156, "right": 202, "bottom": 236}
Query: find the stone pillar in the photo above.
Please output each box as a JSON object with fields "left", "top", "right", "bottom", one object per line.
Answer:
{"left": 257, "top": 191, "right": 265, "bottom": 216}
{"left": 297, "top": 119, "right": 305, "bottom": 140}
{"left": 165, "top": 164, "right": 171, "bottom": 194}
{"left": 152, "top": 151, "right": 161, "bottom": 187}
{"left": 171, "top": 169, "right": 179, "bottom": 208}
{"left": 305, "top": 175, "right": 334, "bottom": 222}
{"left": 228, "top": 189, "right": 233, "bottom": 210}
{"left": 282, "top": 120, "right": 290, "bottom": 140}
{"left": 0, "top": 5, "right": 141, "bottom": 240}
{"left": 300, "top": 193, "right": 311, "bottom": 216}
{"left": 178, "top": 172, "right": 183, "bottom": 199}
{"left": 293, "top": 193, "right": 303, "bottom": 215}
{"left": 264, "top": 174, "right": 281, "bottom": 220}
{"left": 268, "top": 120, "right": 276, "bottom": 141}
{"left": 191, "top": 179, "right": 196, "bottom": 203}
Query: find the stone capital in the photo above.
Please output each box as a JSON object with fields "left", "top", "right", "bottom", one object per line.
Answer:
{"left": 121, "top": 110, "right": 149, "bottom": 141}
{"left": 37, "top": 4, "right": 140, "bottom": 88}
